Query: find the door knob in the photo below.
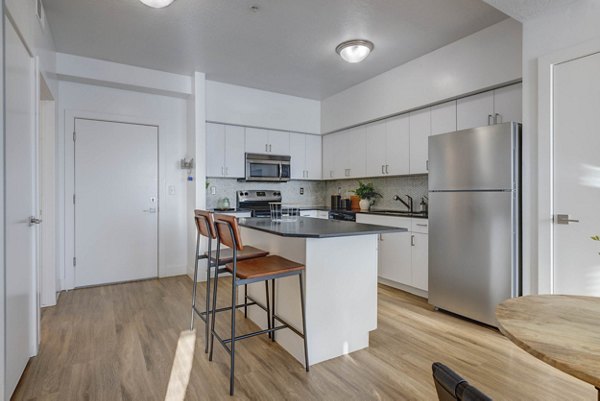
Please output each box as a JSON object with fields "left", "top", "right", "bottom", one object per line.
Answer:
{"left": 555, "top": 214, "right": 579, "bottom": 225}
{"left": 29, "top": 216, "right": 42, "bottom": 226}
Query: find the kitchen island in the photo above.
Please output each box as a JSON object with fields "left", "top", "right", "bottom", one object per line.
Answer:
{"left": 237, "top": 217, "right": 406, "bottom": 366}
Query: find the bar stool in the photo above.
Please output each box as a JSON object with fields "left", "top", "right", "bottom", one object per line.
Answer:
{"left": 190, "top": 210, "right": 269, "bottom": 353}
{"left": 209, "top": 214, "right": 309, "bottom": 396}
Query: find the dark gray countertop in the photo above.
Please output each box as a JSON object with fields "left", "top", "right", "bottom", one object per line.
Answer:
{"left": 298, "top": 206, "right": 428, "bottom": 219}
{"left": 238, "top": 217, "right": 407, "bottom": 238}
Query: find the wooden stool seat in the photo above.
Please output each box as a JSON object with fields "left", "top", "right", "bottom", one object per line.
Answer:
{"left": 226, "top": 255, "right": 304, "bottom": 280}
{"left": 205, "top": 246, "right": 268, "bottom": 265}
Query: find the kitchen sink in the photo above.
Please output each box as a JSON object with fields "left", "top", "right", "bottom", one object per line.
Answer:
{"left": 368, "top": 210, "right": 427, "bottom": 217}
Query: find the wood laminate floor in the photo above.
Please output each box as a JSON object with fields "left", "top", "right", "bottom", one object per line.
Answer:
{"left": 12, "top": 276, "right": 594, "bottom": 401}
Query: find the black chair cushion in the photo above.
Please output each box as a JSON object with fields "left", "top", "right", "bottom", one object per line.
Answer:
{"left": 432, "top": 362, "right": 492, "bottom": 401}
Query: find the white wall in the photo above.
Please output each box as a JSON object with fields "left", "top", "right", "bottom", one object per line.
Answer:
{"left": 206, "top": 80, "right": 321, "bottom": 134}
{"left": 57, "top": 53, "right": 192, "bottom": 97}
{"left": 321, "top": 18, "right": 522, "bottom": 133}
{"left": 57, "top": 81, "right": 190, "bottom": 288}
{"left": 6, "top": 0, "right": 57, "bottom": 96}
{"left": 522, "top": 0, "right": 600, "bottom": 294}
{"left": 1, "top": 7, "right": 6, "bottom": 400}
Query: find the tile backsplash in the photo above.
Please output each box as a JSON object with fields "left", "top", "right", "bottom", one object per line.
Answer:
{"left": 206, "top": 178, "right": 327, "bottom": 209}
{"left": 206, "top": 175, "right": 428, "bottom": 210}
{"left": 325, "top": 175, "right": 428, "bottom": 210}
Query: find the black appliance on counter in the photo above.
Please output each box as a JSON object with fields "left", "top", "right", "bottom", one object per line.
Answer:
{"left": 236, "top": 190, "right": 282, "bottom": 217}
{"left": 328, "top": 210, "right": 356, "bottom": 222}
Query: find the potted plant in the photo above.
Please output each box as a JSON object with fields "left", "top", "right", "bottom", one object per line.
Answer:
{"left": 352, "top": 181, "right": 382, "bottom": 211}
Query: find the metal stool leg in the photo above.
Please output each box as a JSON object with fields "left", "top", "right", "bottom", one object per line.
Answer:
{"left": 265, "top": 281, "right": 271, "bottom": 339}
{"left": 230, "top": 279, "right": 238, "bottom": 395}
{"left": 190, "top": 232, "right": 200, "bottom": 331}
{"left": 299, "top": 271, "right": 309, "bottom": 372}
{"left": 208, "top": 257, "right": 220, "bottom": 362}
{"left": 204, "top": 237, "right": 212, "bottom": 353}
{"left": 271, "top": 279, "right": 276, "bottom": 342}
{"left": 244, "top": 284, "right": 248, "bottom": 318}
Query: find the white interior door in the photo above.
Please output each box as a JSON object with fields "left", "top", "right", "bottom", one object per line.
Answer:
{"left": 5, "top": 17, "right": 37, "bottom": 398}
{"left": 553, "top": 52, "right": 600, "bottom": 295}
{"left": 74, "top": 119, "right": 158, "bottom": 287}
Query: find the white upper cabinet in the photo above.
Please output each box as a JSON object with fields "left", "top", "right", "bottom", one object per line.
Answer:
{"left": 245, "top": 127, "right": 270, "bottom": 154}
{"left": 305, "top": 134, "right": 322, "bottom": 180}
{"left": 290, "top": 133, "right": 306, "bottom": 180}
{"left": 457, "top": 91, "right": 495, "bottom": 130}
{"left": 290, "top": 133, "right": 322, "bottom": 180}
{"left": 206, "top": 123, "right": 226, "bottom": 177}
{"left": 431, "top": 100, "right": 457, "bottom": 136}
{"left": 206, "top": 123, "right": 246, "bottom": 178}
{"left": 245, "top": 128, "right": 290, "bottom": 155}
{"left": 224, "top": 125, "right": 246, "bottom": 177}
{"left": 268, "top": 130, "right": 290, "bottom": 155}
{"left": 409, "top": 108, "right": 431, "bottom": 174}
{"left": 493, "top": 83, "right": 522, "bottom": 124}
{"left": 457, "top": 83, "right": 522, "bottom": 130}
{"left": 386, "top": 115, "right": 410, "bottom": 176}
{"left": 341, "top": 127, "right": 366, "bottom": 178}
{"left": 365, "top": 121, "right": 387, "bottom": 177}
{"left": 322, "top": 133, "right": 336, "bottom": 179}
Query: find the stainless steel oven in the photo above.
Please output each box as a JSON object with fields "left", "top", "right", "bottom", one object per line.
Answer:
{"left": 245, "top": 153, "right": 291, "bottom": 182}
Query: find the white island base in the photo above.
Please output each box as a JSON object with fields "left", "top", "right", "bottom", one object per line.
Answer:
{"left": 239, "top": 227, "right": 378, "bottom": 367}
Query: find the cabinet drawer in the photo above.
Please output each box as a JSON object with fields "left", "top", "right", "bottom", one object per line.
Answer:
{"left": 411, "top": 219, "right": 429, "bottom": 234}
{"left": 356, "top": 213, "right": 411, "bottom": 229}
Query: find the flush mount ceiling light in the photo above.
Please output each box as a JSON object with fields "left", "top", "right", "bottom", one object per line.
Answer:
{"left": 335, "top": 39, "right": 374, "bottom": 63}
{"left": 139, "top": 0, "right": 175, "bottom": 8}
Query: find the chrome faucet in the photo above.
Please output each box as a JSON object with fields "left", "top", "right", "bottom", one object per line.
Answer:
{"left": 393, "top": 194, "right": 413, "bottom": 212}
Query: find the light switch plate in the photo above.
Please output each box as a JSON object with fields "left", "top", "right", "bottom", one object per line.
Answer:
{"left": 300, "top": 187, "right": 304, "bottom": 195}
{"left": 168, "top": 185, "right": 175, "bottom": 195}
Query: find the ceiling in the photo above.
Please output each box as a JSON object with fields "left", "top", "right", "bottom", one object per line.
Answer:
{"left": 44, "top": 0, "right": 508, "bottom": 100}
{"left": 482, "top": 0, "right": 580, "bottom": 21}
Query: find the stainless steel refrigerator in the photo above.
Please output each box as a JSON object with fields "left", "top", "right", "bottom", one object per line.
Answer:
{"left": 428, "top": 122, "right": 521, "bottom": 327}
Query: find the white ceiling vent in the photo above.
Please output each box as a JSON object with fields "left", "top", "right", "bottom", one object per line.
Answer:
{"left": 36, "top": 0, "right": 46, "bottom": 30}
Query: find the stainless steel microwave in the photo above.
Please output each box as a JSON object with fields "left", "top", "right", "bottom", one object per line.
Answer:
{"left": 245, "top": 153, "right": 291, "bottom": 182}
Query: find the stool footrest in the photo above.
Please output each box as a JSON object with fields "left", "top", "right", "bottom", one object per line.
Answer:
{"left": 272, "top": 313, "right": 306, "bottom": 339}
{"left": 217, "top": 324, "right": 289, "bottom": 346}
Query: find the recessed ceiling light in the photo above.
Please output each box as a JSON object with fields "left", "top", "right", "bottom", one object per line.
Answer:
{"left": 139, "top": 0, "right": 175, "bottom": 9}
{"left": 335, "top": 40, "right": 374, "bottom": 63}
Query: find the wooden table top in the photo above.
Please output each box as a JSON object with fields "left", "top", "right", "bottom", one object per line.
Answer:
{"left": 496, "top": 295, "right": 600, "bottom": 389}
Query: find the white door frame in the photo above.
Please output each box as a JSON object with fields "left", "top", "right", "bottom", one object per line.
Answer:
{"left": 537, "top": 37, "right": 600, "bottom": 294}
{"left": 64, "top": 110, "right": 162, "bottom": 290}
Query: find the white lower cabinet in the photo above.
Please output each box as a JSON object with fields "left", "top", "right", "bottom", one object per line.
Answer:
{"left": 356, "top": 213, "right": 428, "bottom": 293}
{"left": 380, "top": 232, "right": 412, "bottom": 284}
{"left": 411, "top": 233, "right": 428, "bottom": 291}
{"left": 300, "top": 210, "right": 318, "bottom": 218}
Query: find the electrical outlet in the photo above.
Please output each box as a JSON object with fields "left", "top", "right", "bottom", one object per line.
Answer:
{"left": 210, "top": 186, "right": 216, "bottom": 195}
{"left": 168, "top": 185, "right": 175, "bottom": 195}
{"left": 300, "top": 187, "right": 304, "bottom": 195}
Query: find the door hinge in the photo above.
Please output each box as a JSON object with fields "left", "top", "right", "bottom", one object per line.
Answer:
{"left": 73, "top": 257, "right": 76, "bottom": 267}
{"left": 73, "top": 131, "right": 76, "bottom": 142}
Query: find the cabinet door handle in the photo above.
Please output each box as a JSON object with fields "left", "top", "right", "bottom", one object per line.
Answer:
{"left": 385, "top": 164, "right": 389, "bottom": 174}
{"left": 426, "top": 160, "right": 429, "bottom": 171}
{"left": 411, "top": 234, "right": 415, "bottom": 246}
{"left": 495, "top": 113, "right": 502, "bottom": 124}
{"left": 269, "top": 144, "right": 272, "bottom": 152}
{"left": 225, "top": 167, "right": 228, "bottom": 176}
{"left": 488, "top": 114, "right": 493, "bottom": 125}
{"left": 416, "top": 223, "right": 427, "bottom": 227}
{"left": 330, "top": 170, "right": 333, "bottom": 178}
{"left": 379, "top": 234, "right": 383, "bottom": 241}
{"left": 221, "top": 166, "right": 225, "bottom": 176}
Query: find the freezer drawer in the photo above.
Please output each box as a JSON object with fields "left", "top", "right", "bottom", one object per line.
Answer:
{"left": 428, "top": 122, "right": 519, "bottom": 191}
{"left": 428, "top": 191, "right": 518, "bottom": 326}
